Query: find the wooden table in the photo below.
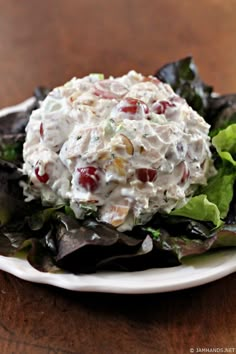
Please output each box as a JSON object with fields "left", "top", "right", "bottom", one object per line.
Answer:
{"left": 0, "top": 1, "right": 235, "bottom": 353}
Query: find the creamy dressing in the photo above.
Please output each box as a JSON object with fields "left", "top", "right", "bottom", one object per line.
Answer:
{"left": 23, "top": 71, "right": 212, "bottom": 231}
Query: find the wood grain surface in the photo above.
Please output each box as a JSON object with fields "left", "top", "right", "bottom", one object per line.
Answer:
{"left": 0, "top": 1, "right": 236, "bottom": 353}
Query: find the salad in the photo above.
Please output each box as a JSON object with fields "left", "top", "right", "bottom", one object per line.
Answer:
{"left": 0, "top": 57, "right": 236, "bottom": 274}
{"left": 23, "top": 70, "right": 212, "bottom": 231}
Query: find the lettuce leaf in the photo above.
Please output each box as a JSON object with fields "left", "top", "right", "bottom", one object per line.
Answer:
{"left": 207, "top": 94, "right": 236, "bottom": 132}
{"left": 212, "top": 123, "right": 236, "bottom": 165}
{"left": 147, "top": 223, "right": 236, "bottom": 261}
{"left": 198, "top": 166, "right": 236, "bottom": 218}
{"left": 170, "top": 195, "right": 222, "bottom": 228}
{"left": 155, "top": 56, "right": 213, "bottom": 116}
{"left": 151, "top": 229, "right": 216, "bottom": 260}
{"left": 199, "top": 125, "right": 236, "bottom": 220}
{"left": 53, "top": 214, "right": 154, "bottom": 273}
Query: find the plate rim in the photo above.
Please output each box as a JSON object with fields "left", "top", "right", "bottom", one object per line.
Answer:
{"left": 0, "top": 249, "right": 235, "bottom": 294}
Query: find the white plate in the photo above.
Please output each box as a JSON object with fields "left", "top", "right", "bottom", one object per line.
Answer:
{"left": 0, "top": 250, "right": 235, "bottom": 293}
{"left": 0, "top": 99, "right": 235, "bottom": 293}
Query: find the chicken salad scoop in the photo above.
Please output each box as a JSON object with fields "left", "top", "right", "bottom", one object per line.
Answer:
{"left": 23, "top": 70, "right": 213, "bottom": 231}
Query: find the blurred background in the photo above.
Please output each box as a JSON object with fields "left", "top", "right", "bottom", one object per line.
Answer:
{"left": 0, "top": 0, "right": 236, "bottom": 106}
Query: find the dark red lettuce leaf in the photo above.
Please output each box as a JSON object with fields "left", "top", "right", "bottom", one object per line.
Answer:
{"left": 0, "top": 221, "right": 29, "bottom": 256}
{"left": 33, "top": 87, "right": 50, "bottom": 104}
{"left": 155, "top": 56, "right": 213, "bottom": 116}
{"left": 155, "top": 57, "right": 236, "bottom": 135}
{"left": 211, "top": 224, "right": 236, "bottom": 248}
{"left": 151, "top": 228, "right": 216, "bottom": 260}
{"left": 147, "top": 223, "right": 236, "bottom": 261}
{"left": 0, "top": 86, "right": 49, "bottom": 164}
{"left": 207, "top": 94, "right": 236, "bottom": 131}
{"left": 0, "top": 160, "right": 26, "bottom": 225}
{"left": 53, "top": 214, "right": 154, "bottom": 273}
{"left": 153, "top": 215, "right": 212, "bottom": 239}
{"left": 26, "top": 238, "right": 60, "bottom": 273}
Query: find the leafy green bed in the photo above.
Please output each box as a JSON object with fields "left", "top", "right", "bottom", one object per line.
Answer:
{"left": 0, "top": 58, "right": 236, "bottom": 274}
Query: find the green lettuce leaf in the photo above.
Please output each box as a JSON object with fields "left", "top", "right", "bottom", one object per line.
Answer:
{"left": 212, "top": 123, "right": 236, "bottom": 165}
{"left": 199, "top": 167, "right": 236, "bottom": 218}
{"left": 194, "top": 124, "right": 236, "bottom": 220}
{"left": 170, "top": 195, "right": 222, "bottom": 228}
